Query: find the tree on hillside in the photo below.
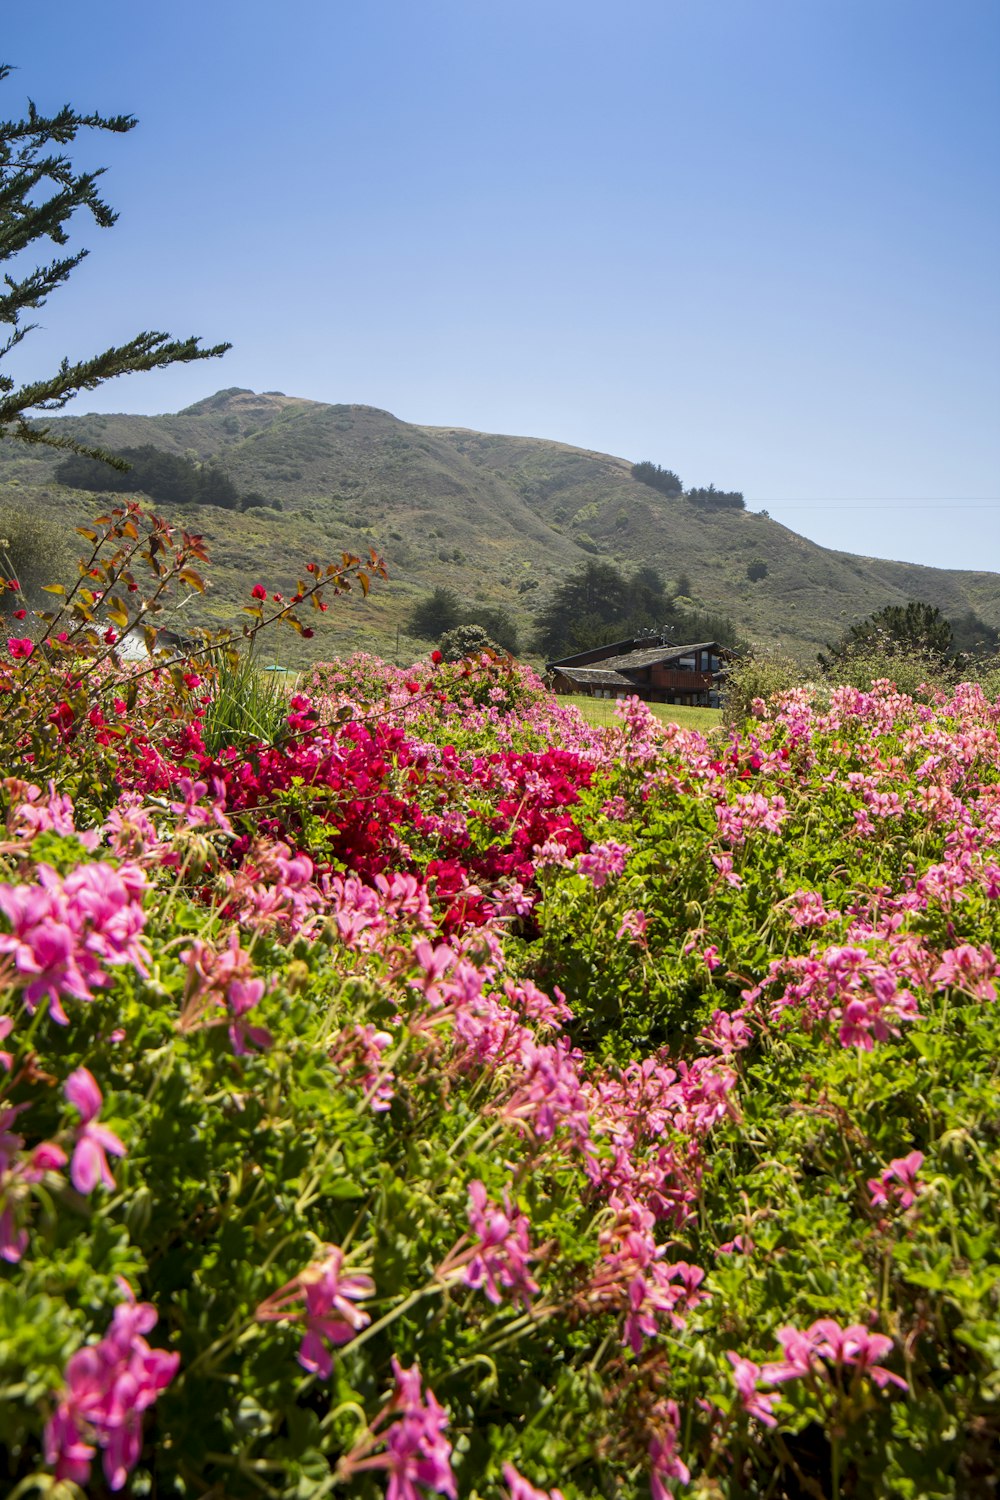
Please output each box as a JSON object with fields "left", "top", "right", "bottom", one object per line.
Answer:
{"left": 531, "top": 561, "right": 673, "bottom": 660}
{"left": 686, "top": 484, "right": 745, "bottom": 510}
{"left": 819, "top": 601, "right": 953, "bottom": 672}
{"left": 56, "top": 445, "right": 243, "bottom": 509}
{"left": 631, "top": 461, "right": 683, "bottom": 497}
{"left": 408, "top": 586, "right": 461, "bottom": 641}
{"left": 0, "top": 63, "right": 229, "bottom": 457}
{"left": 949, "top": 609, "right": 1000, "bottom": 659}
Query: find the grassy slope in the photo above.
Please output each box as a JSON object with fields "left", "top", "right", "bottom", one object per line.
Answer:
{"left": 1, "top": 387, "right": 998, "bottom": 668}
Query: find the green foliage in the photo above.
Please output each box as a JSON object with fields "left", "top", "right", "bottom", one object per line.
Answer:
{"left": 531, "top": 560, "right": 667, "bottom": 659}
{"left": 462, "top": 604, "right": 520, "bottom": 654}
{"left": 820, "top": 600, "right": 954, "bottom": 670}
{"left": 409, "top": 591, "right": 520, "bottom": 654}
{"left": 949, "top": 607, "right": 1000, "bottom": 659}
{"left": 686, "top": 484, "right": 745, "bottom": 510}
{"left": 56, "top": 445, "right": 243, "bottom": 509}
{"left": 0, "top": 63, "right": 229, "bottom": 454}
{"left": 722, "top": 646, "right": 806, "bottom": 724}
{"left": 0, "top": 507, "right": 74, "bottom": 604}
{"left": 241, "top": 489, "right": 282, "bottom": 512}
{"left": 822, "top": 643, "right": 955, "bottom": 700}
{"left": 407, "top": 586, "right": 462, "bottom": 641}
{"left": 746, "top": 557, "right": 768, "bottom": 582}
{"left": 438, "top": 621, "right": 501, "bottom": 661}
{"left": 198, "top": 648, "right": 291, "bottom": 755}
{"left": 630, "top": 460, "right": 683, "bottom": 496}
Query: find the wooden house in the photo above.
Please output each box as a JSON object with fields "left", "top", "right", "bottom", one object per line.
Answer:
{"left": 547, "top": 636, "right": 728, "bottom": 707}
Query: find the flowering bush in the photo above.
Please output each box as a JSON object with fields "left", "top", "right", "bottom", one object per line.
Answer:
{"left": 0, "top": 526, "right": 999, "bottom": 1496}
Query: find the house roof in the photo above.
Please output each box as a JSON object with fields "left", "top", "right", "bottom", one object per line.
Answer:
{"left": 575, "top": 641, "right": 721, "bottom": 674}
{"left": 552, "top": 666, "right": 633, "bottom": 688}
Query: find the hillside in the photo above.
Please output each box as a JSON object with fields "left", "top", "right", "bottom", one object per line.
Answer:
{"left": 1, "top": 387, "right": 998, "bottom": 666}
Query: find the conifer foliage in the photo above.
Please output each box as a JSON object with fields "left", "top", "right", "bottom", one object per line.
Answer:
{"left": 0, "top": 63, "right": 229, "bottom": 455}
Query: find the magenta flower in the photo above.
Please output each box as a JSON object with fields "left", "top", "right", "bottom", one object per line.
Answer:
{"left": 338, "top": 1358, "right": 456, "bottom": 1500}
{"left": 226, "top": 975, "right": 272, "bottom": 1056}
{"left": 44, "top": 1282, "right": 178, "bottom": 1491}
{"left": 256, "top": 1245, "right": 374, "bottom": 1379}
{"left": 868, "top": 1149, "right": 924, "bottom": 1212}
{"left": 726, "top": 1352, "right": 778, "bottom": 1427}
{"left": 503, "top": 1464, "right": 566, "bottom": 1500}
{"left": 462, "top": 1179, "right": 539, "bottom": 1309}
{"left": 64, "top": 1067, "right": 127, "bottom": 1194}
{"left": 648, "top": 1398, "right": 690, "bottom": 1496}
{"left": 760, "top": 1319, "right": 906, "bottom": 1392}
{"left": 577, "top": 840, "right": 630, "bottom": 889}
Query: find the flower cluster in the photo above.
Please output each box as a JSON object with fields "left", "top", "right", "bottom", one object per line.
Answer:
{"left": 44, "top": 1284, "right": 179, "bottom": 1491}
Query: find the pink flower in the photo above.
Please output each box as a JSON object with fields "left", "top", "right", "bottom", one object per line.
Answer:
{"left": 726, "top": 1352, "right": 778, "bottom": 1427}
{"left": 7, "top": 636, "right": 33, "bottom": 660}
{"left": 868, "top": 1150, "right": 924, "bottom": 1212}
{"left": 339, "top": 1359, "right": 456, "bottom": 1500}
{"left": 503, "top": 1463, "right": 566, "bottom": 1500}
{"left": 44, "top": 1282, "right": 178, "bottom": 1491}
{"left": 226, "top": 976, "right": 272, "bottom": 1056}
{"left": 616, "top": 908, "right": 648, "bottom": 943}
{"left": 577, "top": 840, "right": 630, "bottom": 889}
{"left": 760, "top": 1319, "right": 906, "bottom": 1392}
{"left": 256, "top": 1245, "right": 374, "bottom": 1379}
{"left": 64, "top": 1067, "right": 126, "bottom": 1193}
{"left": 648, "top": 1399, "right": 690, "bottom": 1495}
{"left": 462, "top": 1180, "right": 539, "bottom": 1309}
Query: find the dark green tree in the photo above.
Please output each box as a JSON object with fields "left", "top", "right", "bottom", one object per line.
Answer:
{"left": 949, "top": 609, "right": 1000, "bottom": 659}
{"left": 0, "top": 64, "right": 229, "bottom": 456}
{"left": 819, "top": 601, "right": 954, "bottom": 671}
{"left": 462, "top": 605, "right": 520, "bottom": 655}
{"left": 407, "top": 586, "right": 461, "bottom": 641}
{"left": 532, "top": 561, "right": 676, "bottom": 659}
{"left": 631, "top": 461, "right": 682, "bottom": 496}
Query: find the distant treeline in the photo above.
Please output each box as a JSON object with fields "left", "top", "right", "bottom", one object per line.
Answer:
{"left": 55, "top": 446, "right": 280, "bottom": 513}
{"left": 631, "top": 461, "right": 745, "bottom": 511}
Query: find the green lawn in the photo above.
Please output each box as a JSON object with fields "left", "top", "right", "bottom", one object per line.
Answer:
{"left": 561, "top": 693, "right": 721, "bottom": 731}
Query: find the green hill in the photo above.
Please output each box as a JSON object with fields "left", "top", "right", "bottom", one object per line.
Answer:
{"left": 2, "top": 387, "right": 998, "bottom": 666}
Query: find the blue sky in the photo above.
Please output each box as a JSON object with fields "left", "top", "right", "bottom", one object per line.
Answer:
{"left": 4, "top": 0, "right": 999, "bottom": 570}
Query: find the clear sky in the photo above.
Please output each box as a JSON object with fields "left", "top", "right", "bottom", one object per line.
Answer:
{"left": 4, "top": 1, "right": 999, "bottom": 570}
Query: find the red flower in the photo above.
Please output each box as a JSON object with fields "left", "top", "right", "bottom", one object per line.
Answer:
{"left": 7, "top": 636, "right": 33, "bottom": 660}
{"left": 104, "top": 628, "right": 117, "bottom": 644}
{"left": 431, "top": 650, "right": 443, "bottom": 664}
{"left": 13, "top": 609, "right": 26, "bottom": 620}
{"left": 251, "top": 584, "right": 267, "bottom": 600}
{"left": 301, "top": 628, "right": 314, "bottom": 639}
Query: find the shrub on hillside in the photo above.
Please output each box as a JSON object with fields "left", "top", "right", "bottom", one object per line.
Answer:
{"left": 721, "top": 647, "right": 807, "bottom": 724}
{"left": 0, "top": 508, "right": 75, "bottom": 606}
{"left": 438, "top": 621, "right": 502, "bottom": 661}
{"left": 819, "top": 642, "right": 955, "bottom": 700}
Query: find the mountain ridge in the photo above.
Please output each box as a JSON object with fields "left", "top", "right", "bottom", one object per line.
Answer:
{"left": 1, "top": 388, "right": 997, "bottom": 666}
